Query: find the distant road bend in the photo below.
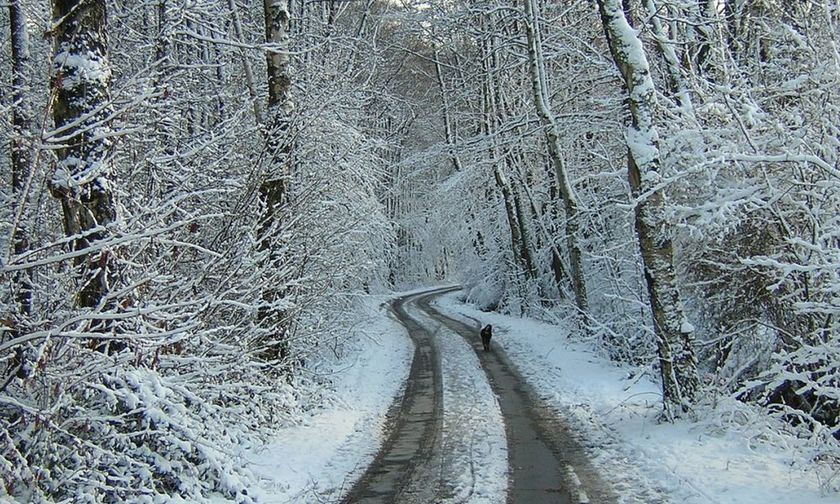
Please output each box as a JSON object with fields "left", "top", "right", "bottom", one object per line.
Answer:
{"left": 344, "top": 286, "right": 613, "bottom": 504}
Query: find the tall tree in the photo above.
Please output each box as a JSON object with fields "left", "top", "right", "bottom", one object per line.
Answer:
{"left": 8, "top": 0, "right": 33, "bottom": 322}
{"left": 596, "top": 0, "right": 700, "bottom": 417}
{"left": 480, "top": 8, "right": 536, "bottom": 284}
{"left": 48, "top": 0, "right": 120, "bottom": 326}
{"left": 433, "top": 46, "right": 463, "bottom": 173}
{"left": 522, "top": 0, "right": 589, "bottom": 316}
{"left": 257, "top": 0, "right": 295, "bottom": 363}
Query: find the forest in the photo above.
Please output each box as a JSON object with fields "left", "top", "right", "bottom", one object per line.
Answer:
{"left": 1, "top": 0, "right": 838, "bottom": 501}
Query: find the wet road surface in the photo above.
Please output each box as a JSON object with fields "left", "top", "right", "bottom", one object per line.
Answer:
{"left": 345, "top": 287, "right": 612, "bottom": 503}
{"left": 341, "top": 289, "right": 449, "bottom": 504}
{"left": 417, "top": 294, "right": 575, "bottom": 504}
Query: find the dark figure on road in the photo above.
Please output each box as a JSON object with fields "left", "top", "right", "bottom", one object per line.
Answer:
{"left": 480, "top": 324, "right": 492, "bottom": 352}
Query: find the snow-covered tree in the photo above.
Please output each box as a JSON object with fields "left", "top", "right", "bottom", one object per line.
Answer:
{"left": 522, "top": 0, "right": 589, "bottom": 317}
{"left": 6, "top": 0, "right": 33, "bottom": 341}
{"left": 48, "top": 0, "right": 120, "bottom": 326}
{"left": 595, "top": 0, "right": 700, "bottom": 415}
{"left": 0, "top": 0, "right": 399, "bottom": 499}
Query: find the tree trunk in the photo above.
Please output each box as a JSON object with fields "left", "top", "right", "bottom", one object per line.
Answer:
{"left": 49, "top": 0, "right": 119, "bottom": 323}
{"left": 265, "top": 0, "right": 293, "bottom": 112}
{"left": 512, "top": 157, "right": 569, "bottom": 299}
{"left": 523, "top": 0, "right": 589, "bottom": 314}
{"left": 641, "top": 0, "right": 696, "bottom": 116}
{"left": 508, "top": 158, "right": 537, "bottom": 280}
{"left": 9, "top": 0, "right": 32, "bottom": 319}
{"left": 433, "top": 47, "right": 463, "bottom": 173}
{"left": 597, "top": 0, "right": 700, "bottom": 417}
{"left": 493, "top": 164, "right": 528, "bottom": 277}
{"left": 261, "top": 0, "right": 293, "bottom": 217}
{"left": 479, "top": 12, "right": 532, "bottom": 282}
{"left": 257, "top": 0, "right": 295, "bottom": 365}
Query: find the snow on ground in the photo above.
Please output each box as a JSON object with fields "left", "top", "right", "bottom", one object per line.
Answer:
{"left": 432, "top": 291, "right": 833, "bottom": 504}
{"left": 406, "top": 302, "right": 508, "bottom": 503}
{"left": 240, "top": 295, "right": 414, "bottom": 503}
{"left": 217, "top": 286, "right": 833, "bottom": 504}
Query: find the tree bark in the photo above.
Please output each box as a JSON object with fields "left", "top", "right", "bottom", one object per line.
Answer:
{"left": 9, "top": 0, "right": 33, "bottom": 318}
{"left": 257, "top": 0, "right": 295, "bottom": 365}
{"left": 261, "top": 0, "right": 293, "bottom": 217}
{"left": 597, "top": 0, "right": 700, "bottom": 416}
{"left": 265, "top": 0, "right": 293, "bottom": 112}
{"left": 523, "top": 0, "right": 589, "bottom": 314}
{"left": 49, "top": 0, "right": 119, "bottom": 319}
{"left": 433, "top": 47, "right": 463, "bottom": 173}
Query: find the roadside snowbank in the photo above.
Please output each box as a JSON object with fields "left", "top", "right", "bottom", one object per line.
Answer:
{"left": 433, "top": 291, "right": 833, "bottom": 504}
{"left": 242, "top": 295, "right": 413, "bottom": 503}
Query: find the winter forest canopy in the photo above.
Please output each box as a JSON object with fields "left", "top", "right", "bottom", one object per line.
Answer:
{"left": 1, "top": 0, "right": 838, "bottom": 501}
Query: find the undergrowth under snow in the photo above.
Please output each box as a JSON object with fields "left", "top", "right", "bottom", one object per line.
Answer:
{"left": 233, "top": 295, "right": 413, "bottom": 503}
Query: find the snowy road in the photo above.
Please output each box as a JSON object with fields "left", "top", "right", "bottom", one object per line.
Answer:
{"left": 345, "top": 287, "right": 607, "bottom": 504}
{"left": 341, "top": 289, "right": 448, "bottom": 503}
{"left": 418, "top": 294, "right": 616, "bottom": 504}
{"left": 247, "top": 287, "right": 829, "bottom": 504}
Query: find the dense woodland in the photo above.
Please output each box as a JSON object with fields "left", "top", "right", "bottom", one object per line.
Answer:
{"left": 1, "top": 0, "right": 838, "bottom": 501}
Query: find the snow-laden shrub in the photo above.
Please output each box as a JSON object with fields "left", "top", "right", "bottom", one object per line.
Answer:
{"left": 700, "top": 393, "right": 840, "bottom": 494}
{"left": 0, "top": 356, "right": 310, "bottom": 503}
{"left": 465, "top": 275, "right": 505, "bottom": 312}
{"left": 753, "top": 343, "right": 840, "bottom": 440}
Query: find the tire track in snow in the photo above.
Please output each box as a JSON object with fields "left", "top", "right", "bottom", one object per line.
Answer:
{"left": 341, "top": 288, "right": 451, "bottom": 504}
{"left": 418, "top": 294, "right": 607, "bottom": 504}
{"left": 345, "top": 286, "right": 605, "bottom": 503}
{"left": 409, "top": 297, "right": 508, "bottom": 503}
